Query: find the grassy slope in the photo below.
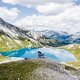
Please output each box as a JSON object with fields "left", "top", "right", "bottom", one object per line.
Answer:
{"left": 60, "top": 44, "right": 80, "bottom": 67}
{"left": 0, "top": 60, "right": 42, "bottom": 80}
{"left": 0, "top": 59, "right": 80, "bottom": 80}
{"left": 0, "top": 35, "right": 41, "bottom": 52}
{"left": 39, "top": 38, "right": 69, "bottom": 47}
{"left": 67, "top": 48, "right": 80, "bottom": 67}
{"left": 39, "top": 38, "right": 59, "bottom": 47}
{"left": 0, "top": 55, "right": 11, "bottom": 62}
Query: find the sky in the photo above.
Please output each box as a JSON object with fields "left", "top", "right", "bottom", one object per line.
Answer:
{"left": 0, "top": 0, "right": 80, "bottom": 33}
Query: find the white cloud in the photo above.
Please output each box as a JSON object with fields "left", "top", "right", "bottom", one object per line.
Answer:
{"left": 2, "top": 0, "right": 76, "bottom": 15}
{"left": 36, "top": 3, "right": 74, "bottom": 15}
{"left": 15, "top": 5, "right": 80, "bottom": 33}
{"left": 0, "top": 7, "right": 20, "bottom": 21}
{"left": 2, "top": 0, "right": 80, "bottom": 33}
{"left": 2, "top": 0, "right": 74, "bottom": 6}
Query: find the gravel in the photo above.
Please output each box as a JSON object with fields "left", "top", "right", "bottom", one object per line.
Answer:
{"left": 32, "top": 59, "right": 80, "bottom": 80}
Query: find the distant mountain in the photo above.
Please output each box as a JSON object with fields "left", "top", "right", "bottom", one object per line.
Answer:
{"left": 28, "top": 30, "right": 80, "bottom": 47}
{"left": 0, "top": 17, "right": 80, "bottom": 51}
{"left": 0, "top": 18, "right": 42, "bottom": 52}
{"left": 72, "top": 33, "right": 80, "bottom": 44}
{"left": 60, "top": 44, "right": 80, "bottom": 50}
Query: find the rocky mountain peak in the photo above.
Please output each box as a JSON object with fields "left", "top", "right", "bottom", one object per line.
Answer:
{"left": 0, "top": 18, "right": 4, "bottom": 24}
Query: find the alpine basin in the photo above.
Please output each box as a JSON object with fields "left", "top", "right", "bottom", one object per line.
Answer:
{"left": 0, "top": 48, "right": 77, "bottom": 62}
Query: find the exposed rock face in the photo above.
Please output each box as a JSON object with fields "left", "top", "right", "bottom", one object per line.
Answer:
{"left": 0, "top": 18, "right": 42, "bottom": 51}
{"left": 32, "top": 59, "right": 80, "bottom": 80}
{"left": 0, "top": 17, "right": 80, "bottom": 51}
{"left": 0, "top": 58, "right": 80, "bottom": 80}
{"left": 33, "top": 68, "right": 78, "bottom": 80}
{"left": 28, "top": 30, "right": 80, "bottom": 47}
{"left": 0, "top": 18, "right": 30, "bottom": 38}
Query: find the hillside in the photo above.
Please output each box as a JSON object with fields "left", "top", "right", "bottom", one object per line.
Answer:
{"left": 0, "top": 18, "right": 42, "bottom": 52}
{"left": 0, "top": 18, "right": 80, "bottom": 51}
{"left": 0, "top": 34, "right": 40, "bottom": 52}
{"left": 60, "top": 44, "right": 80, "bottom": 67}
{"left": 28, "top": 30, "right": 80, "bottom": 47}
{"left": 0, "top": 59, "right": 80, "bottom": 80}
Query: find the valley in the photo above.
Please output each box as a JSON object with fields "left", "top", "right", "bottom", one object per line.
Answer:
{"left": 0, "top": 18, "right": 80, "bottom": 80}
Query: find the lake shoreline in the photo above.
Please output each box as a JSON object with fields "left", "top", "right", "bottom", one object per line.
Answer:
{"left": 0, "top": 57, "right": 24, "bottom": 64}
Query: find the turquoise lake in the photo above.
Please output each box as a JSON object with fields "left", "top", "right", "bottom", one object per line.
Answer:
{"left": 0, "top": 48, "right": 77, "bottom": 62}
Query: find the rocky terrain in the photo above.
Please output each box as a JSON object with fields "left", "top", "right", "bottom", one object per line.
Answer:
{"left": 0, "top": 18, "right": 42, "bottom": 52}
{"left": 32, "top": 59, "right": 80, "bottom": 80}
{"left": 0, "top": 17, "right": 80, "bottom": 51}
{"left": 28, "top": 30, "right": 80, "bottom": 47}
{"left": 0, "top": 59, "right": 80, "bottom": 80}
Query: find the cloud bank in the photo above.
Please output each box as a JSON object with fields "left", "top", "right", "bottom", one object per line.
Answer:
{"left": 0, "top": 7, "right": 20, "bottom": 21}
{"left": 2, "top": 0, "right": 80, "bottom": 33}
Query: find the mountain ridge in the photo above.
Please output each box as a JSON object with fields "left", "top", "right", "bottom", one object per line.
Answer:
{"left": 0, "top": 17, "right": 80, "bottom": 51}
{"left": 0, "top": 18, "right": 42, "bottom": 52}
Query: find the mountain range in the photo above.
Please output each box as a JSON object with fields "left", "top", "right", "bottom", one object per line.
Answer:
{"left": 28, "top": 29, "right": 80, "bottom": 47}
{"left": 0, "top": 18, "right": 42, "bottom": 51}
{"left": 0, "top": 18, "right": 80, "bottom": 51}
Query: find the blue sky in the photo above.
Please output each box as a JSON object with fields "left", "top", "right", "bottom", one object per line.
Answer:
{"left": 0, "top": 0, "right": 80, "bottom": 18}
{"left": 76, "top": 0, "right": 80, "bottom": 4}
{"left": 0, "top": 0, "right": 80, "bottom": 33}
{"left": 0, "top": 0, "right": 39, "bottom": 23}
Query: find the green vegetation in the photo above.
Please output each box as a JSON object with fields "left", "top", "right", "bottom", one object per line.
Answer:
{"left": 0, "top": 35, "right": 41, "bottom": 52}
{"left": 18, "top": 36, "right": 26, "bottom": 40}
{"left": 0, "top": 59, "right": 80, "bottom": 80}
{"left": 61, "top": 44, "right": 80, "bottom": 67}
{"left": 0, "top": 60, "right": 42, "bottom": 80}
{"left": 0, "top": 55, "right": 11, "bottom": 62}
{"left": 39, "top": 38, "right": 68, "bottom": 47}
{"left": 67, "top": 48, "right": 80, "bottom": 67}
